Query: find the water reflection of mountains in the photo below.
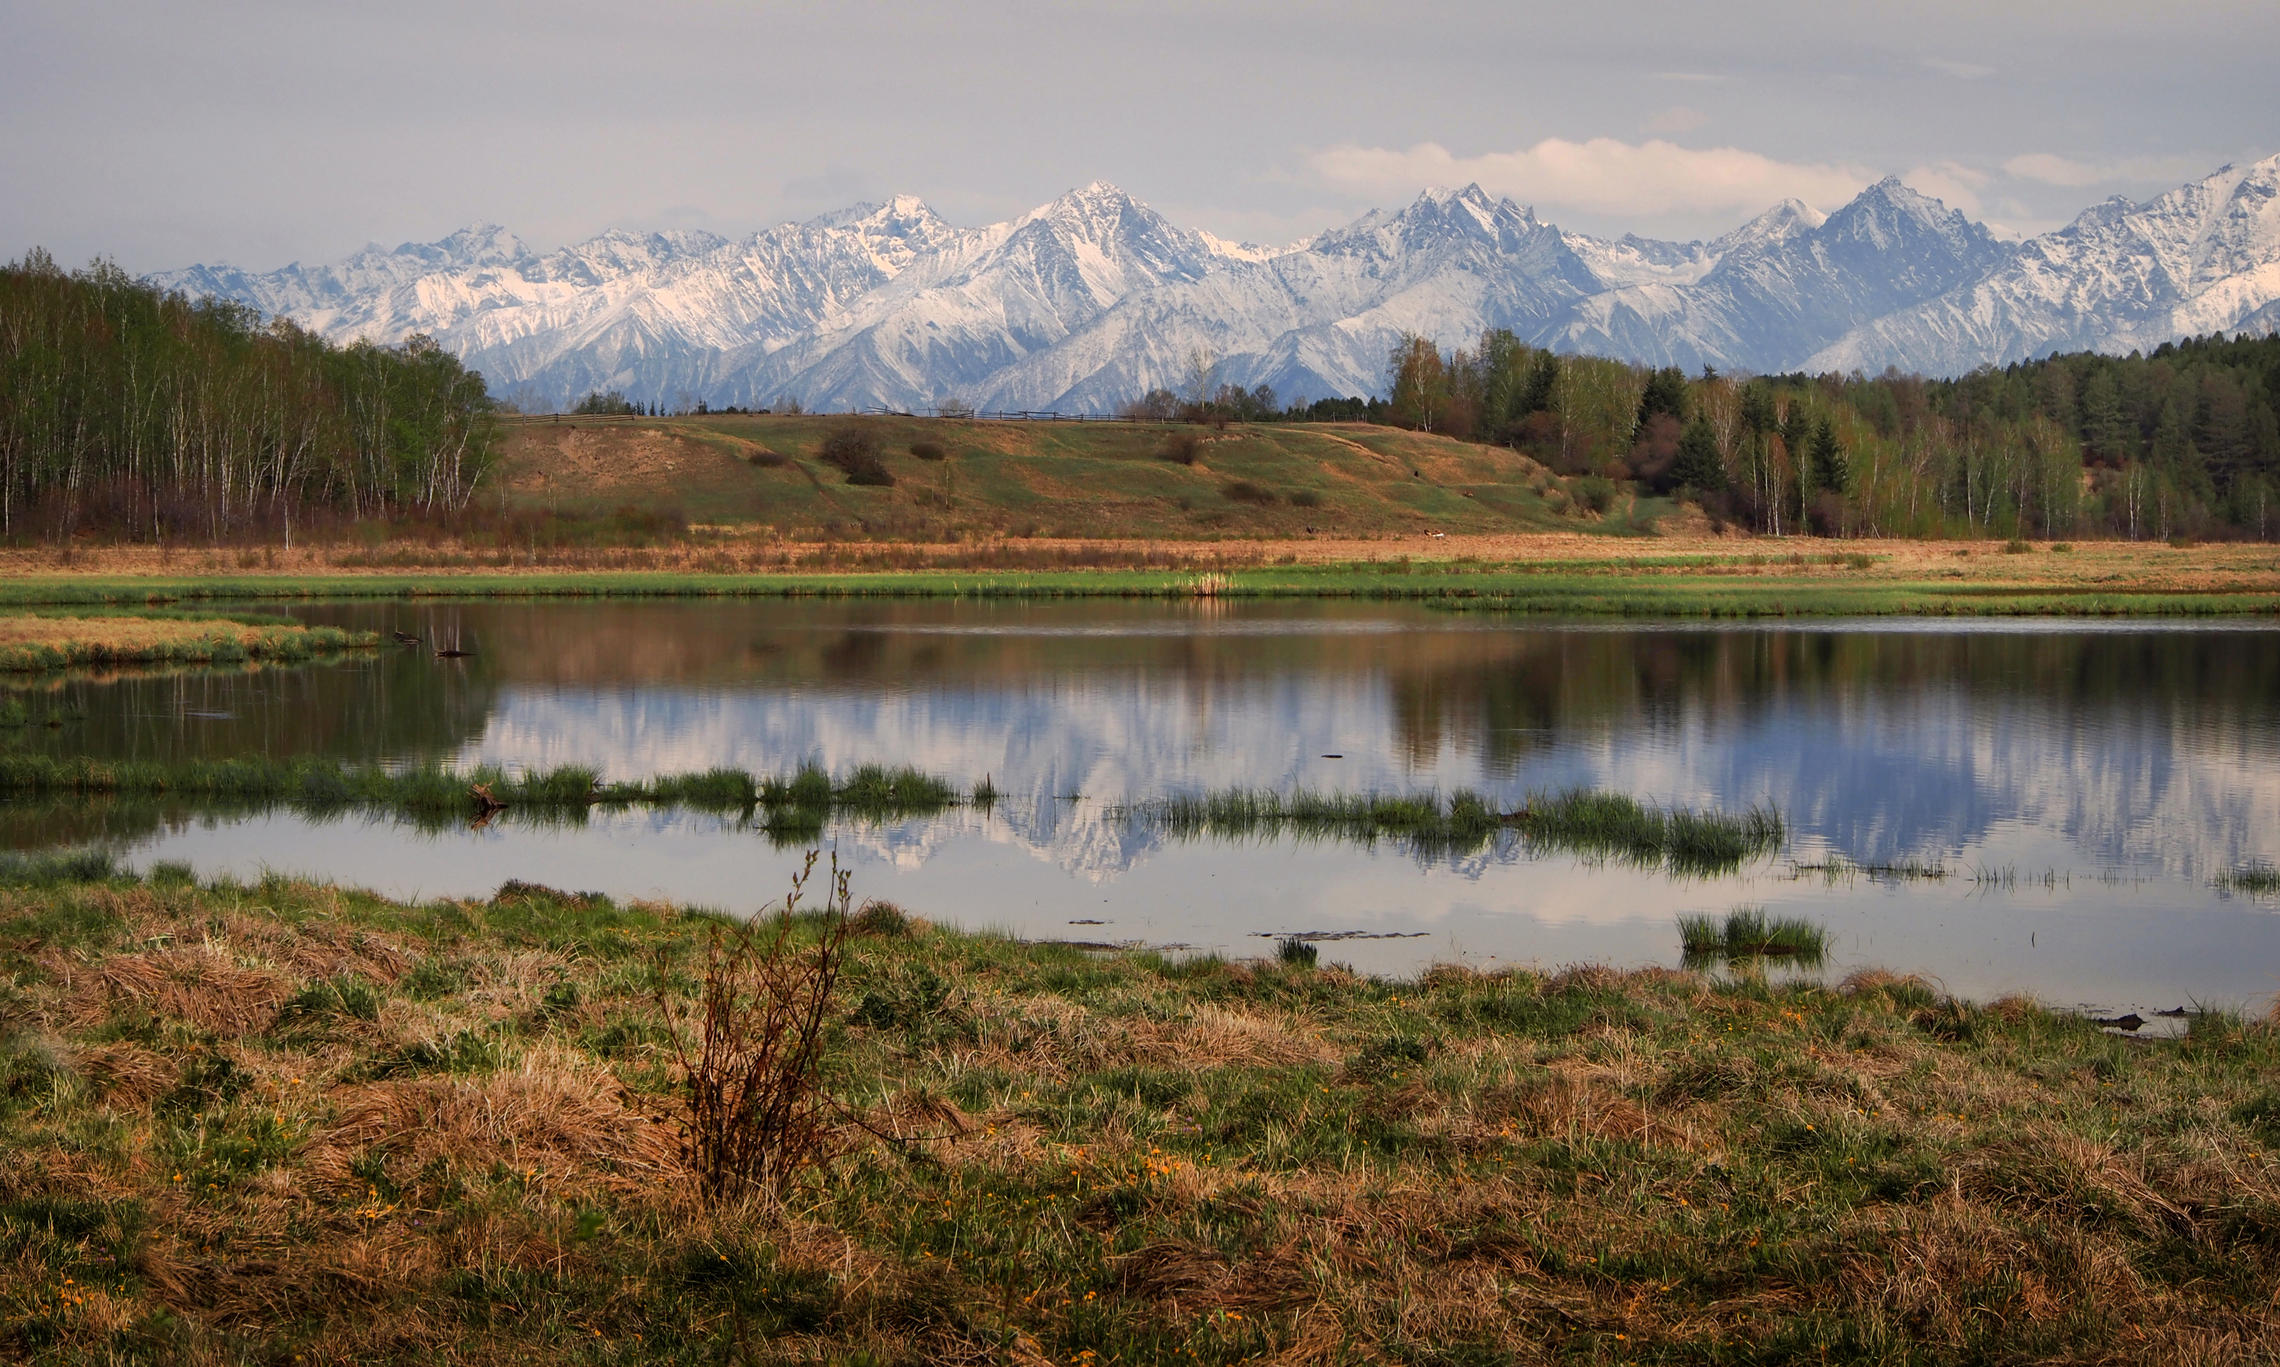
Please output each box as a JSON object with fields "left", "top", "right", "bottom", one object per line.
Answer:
{"left": 283, "top": 600, "right": 2280, "bottom": 742}
{"left": 11, "top": 601, "right": 2279, "bottom": 879}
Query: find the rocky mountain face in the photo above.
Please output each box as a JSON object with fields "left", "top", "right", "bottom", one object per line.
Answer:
{"left": 152, "top": 155, "right": 2280, "bottom": 410}
{"left": 1808, "top": 157, "right": 2280, "bottom": 373}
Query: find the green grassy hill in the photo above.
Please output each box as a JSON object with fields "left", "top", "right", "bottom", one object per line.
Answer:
{"left": 498, "top": 415, "right": 1673, "bottom": 539}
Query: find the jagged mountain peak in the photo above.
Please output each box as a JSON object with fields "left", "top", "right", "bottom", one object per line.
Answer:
{"left": 572, "top": 225, "right": 725, "bottom": 252}
{"left": 1830, "top": 177, "right": 1978, "bottom": 234}
{"left": 152, "top": 153, "right": 2280, "bottom": 408}
{"left": 401, "top": 223, "right": 532, "bottom": 268}
{"left": 808, "top": 194, "right": 947, "bottom": 232}
{"left": 1713, "top": 198, "right": 1825, "bottom": 254}
{"left": 1311, "top": 182, "right": 1544, "bottom": 260}
{"left": 1411, "top": 182, "right": 1534, "bottom": 224}
{"left": 1018, "top": 181, "right": 1166, "bottom": 235}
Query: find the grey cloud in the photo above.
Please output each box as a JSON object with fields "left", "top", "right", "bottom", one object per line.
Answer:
{"left": 2, "top": 0, "right": 2275, "bottom": 270}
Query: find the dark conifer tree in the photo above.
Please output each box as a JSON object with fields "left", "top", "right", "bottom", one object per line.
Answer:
{"left": 1635, "top": 366, "right": 1688, "bottom": 429}
{"left": 1671, "top": 417, "right": 1727, "bottom": 492}
{"left": 1810, "top": 417, "right": 1849, "bottom": 493}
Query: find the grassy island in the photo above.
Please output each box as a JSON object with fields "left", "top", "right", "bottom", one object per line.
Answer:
{"left": 0, "top": 857, "right": 2274, "bottom": 1363}
{"left": 0, "top": 613, "right": 376, "bottom": 674}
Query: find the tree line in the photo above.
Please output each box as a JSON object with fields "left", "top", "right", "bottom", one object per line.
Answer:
{"left": 0, "top": 251, "right": 497, "bottom": 543}
{"left": 1367, "top": 329, "right": 2280, "bottom": 540}
{"left": 1133, "top": 331, "right": 2280, "bottom": 541}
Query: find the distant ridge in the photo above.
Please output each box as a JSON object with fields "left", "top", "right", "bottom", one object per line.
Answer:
{"left": 150, "top": 155, "right": 2280, "bottom": 410}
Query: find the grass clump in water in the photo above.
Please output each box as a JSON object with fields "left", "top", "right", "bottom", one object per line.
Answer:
{"left": 638, "top": 767, "right": 759, "bottom": 811}
{"left": 2221, "top": 863, "right": 2280, "bottom": 895}
{"left": 1134, "top": 784, "right": 1780, "bottom": 873}
{"left": 0, "top": 847, "right": 119, "bottom": 887}
{"left": 1519, "top": 789, "right": 1785, "bottom": 874}
{"left": 1276, "top": 936, "right": 1319, "bottom": 968}
{"left": 1678, "top": 905, "right": 1828, "bottom": 963}
{"left": 0, "top": 754, "right": 956, "bottom": 829}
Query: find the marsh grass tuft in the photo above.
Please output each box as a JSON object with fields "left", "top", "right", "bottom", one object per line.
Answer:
{"left": 1276, "top": 936, "right": 1319, "bottom": 968}
{"left": 0, "top": 754, "right": 957, "bottom": 830}
{"left": 1679, "top": 905, "right": 1828, "bottom": 963}
{"left": 2220, "top": 863, "right": 2280, "bottom": 895}
{"left": 0, "top": 847, "right": 119, "bottom": 886}
{"left": 1790, "top": 852, "right": 1951, "bottom": 883}
{"left": 1131, "top": 784, "right": 1780, "bottom": 873}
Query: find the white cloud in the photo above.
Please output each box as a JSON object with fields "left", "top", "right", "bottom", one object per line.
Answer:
{"left": 1923, "top": 58, "right": 1996, "bottom": 80}
{"left": 1643, "top": 106, "right": 1708, "bottom": 136}
{"left": 1306, "top": 137, "right": 1869, "bottom": 221}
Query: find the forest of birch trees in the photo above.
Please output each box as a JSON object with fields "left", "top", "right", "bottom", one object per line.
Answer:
{"left": 0, "top": 251, "right": 496, "bottom": 543}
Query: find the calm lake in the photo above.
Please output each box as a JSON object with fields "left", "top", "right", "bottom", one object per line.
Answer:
{"left": 7, "top": 598, "right": 2278, "bottom": 1018}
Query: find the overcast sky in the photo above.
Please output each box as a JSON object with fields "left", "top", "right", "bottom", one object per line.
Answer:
{"left": 6, "top": 0, "right": 2277, "bottom": 272}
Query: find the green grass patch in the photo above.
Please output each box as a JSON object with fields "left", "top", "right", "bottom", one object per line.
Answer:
{"left": 1677, "top": 905, "right": 1830, "bottom": 962}
{"left": 0, "top": 755, "right": 961, "bottom": 830}
{"left": 0, "top": 866, "right": 2271, "bottom": 1362}
{"left": 1128, "top": 785, "right": 1783, "bottom": 874}
{"left": 4, "top": 557, "right": 2276, "bottom": 620}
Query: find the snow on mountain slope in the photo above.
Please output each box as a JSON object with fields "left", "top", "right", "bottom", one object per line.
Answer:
{"left": 1809, "top": 155, "right": 2280, "bottom": 374}
{"left": 981, "top": 185, "right": 1603, "bottom": 409}
{"left": 1561, "top": 232, "right": 1719, "bottom": 290}
{"left": 1548, "top": 182, "right": 2005, "bottom": 373}
{"left": 708, "top": 183, "right": 1248, "bottom": 411}
{"left": 153, "top": 222, "right": 545, "bottom": 335}
{"left": 150, "top": 155, "right": 2280, "bottom": 407}
{"left": 452, "top": 198, "right": 967, "bottom": 403}
{"left": 157, "top": 201, "right": 963, "bottom": 406}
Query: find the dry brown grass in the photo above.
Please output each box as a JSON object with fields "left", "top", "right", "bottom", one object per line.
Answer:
{"left": 70, "top": 941, "right": 294, "bottom": 1033}
{"left": 303, "top": 1056, "right": 680, "bottom": 1202}
{"left": 5, "top": 520, "right": 2278, "bottom": 584}
{"left": 2, "top": 872, "right": 2278, "bottom": 1363}
{"left": 0, "top": 615, "right": 288, "bottom": 653}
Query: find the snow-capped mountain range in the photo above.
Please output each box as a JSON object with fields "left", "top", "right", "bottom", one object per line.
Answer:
{"left": 153, "top": 155, "right": 2280, "bottom": 411}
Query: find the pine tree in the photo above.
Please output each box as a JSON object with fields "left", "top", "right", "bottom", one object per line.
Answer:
{"left": 1517, "top": 352, "right": 1558, "bottom": 417}
{"left": 1810, "top": 417, "right": 1849, "bottom": 493}
{"left": 1635, "top": 366, "right": 1688, "bottom": 430}
{"left": 1671, "top": 417, "right": 1727, "bottom": 492}
{"left": 2079, "top": 366, "right": 2126, "bottom": 460}
{"left": 1739, "top": 382, "right": 1778, "bottom": 436}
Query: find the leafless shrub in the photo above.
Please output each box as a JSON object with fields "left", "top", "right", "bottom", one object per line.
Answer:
{"left": 819, "top": 425, "right": 894, "bottom": 486}
{"left": 661, "top": 851, "right": 854, "bottom": 1198}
